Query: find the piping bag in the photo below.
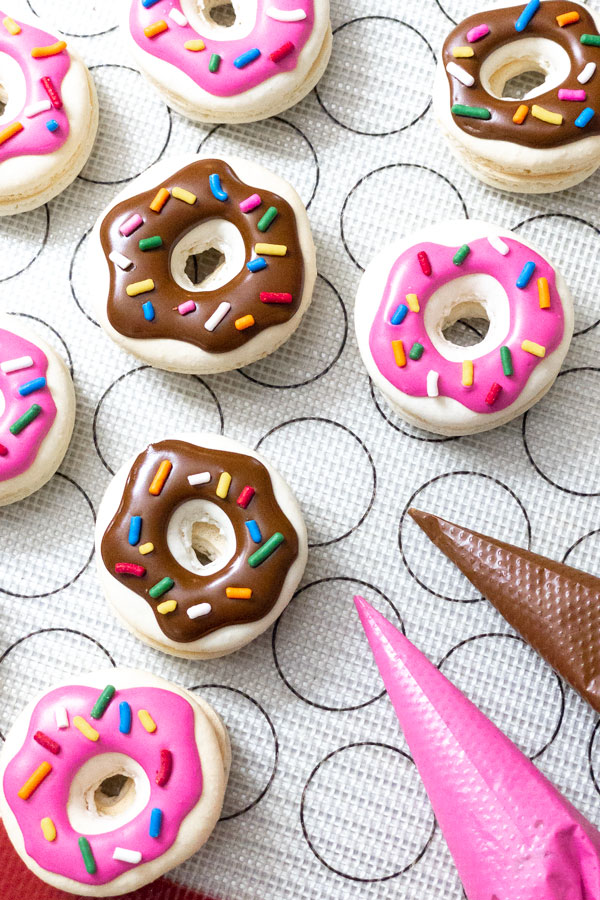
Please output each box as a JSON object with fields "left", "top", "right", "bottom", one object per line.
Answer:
{"left": 354, "top": 595, "right": 600, "bottom": 899}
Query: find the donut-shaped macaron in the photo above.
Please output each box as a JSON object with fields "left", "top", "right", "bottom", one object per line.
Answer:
{"left": 126, "top": 0, "right": 332, "bottom": 123}
{"left": 355, "top": 220, "right": 574, "bottom": 436}
{"left": 95, "top": 433, "right": 308, "bottom": 658}
{"left": 0, "top": 668, "right": 229, "bottom": 896}
{"left": 91, "top": 154, "right": 316, "bottom": 374}
{"left": 0, "top": 10, "right": 98, "bottom": 214}
{"left": 434, "top": 0, "right": 600, "bottom": 193}
{"left": 0, "top": 315, "right": 75, "bottom": 505}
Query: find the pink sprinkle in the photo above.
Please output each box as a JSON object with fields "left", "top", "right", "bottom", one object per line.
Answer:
{"left": 240, "top": 193, "right": 262, "bottom": 213}
{"left": 467, "top": 23, "right": 490, "bottom": 42}
{"left": 119, "top": 214, "right": 143, "bottom": 237}
{"left": 237, "top": 486, "right": 255, "bottom": 509}
{"left": 115, "top": 562, "right": 146, "bottom": 577}
{"left": 558, "top": 89, "right": 586, "bottom": 101}
{"left": 271, "top": 41, "right": 295, "bottom": 63}
{"left": 178, "top": 300, "right": 197, "bottom": 316}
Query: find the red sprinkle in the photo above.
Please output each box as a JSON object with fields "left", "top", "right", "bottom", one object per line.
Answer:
{"left": 0, "top": 444, "right": 8, "bottom": 456}
{"left": 270, "top": 41, "right": 295, "bottom": 63}
{"left": 418, "top": 251, "right": 432, "bottom": 276}
{"left": 34, "top": 731, "right": 60, "bottom": 755}
{"left": 485, "top": 382, "right": 502, "bottom": 405}
{"left": 115, "top": 563, "right": 146, "bottom": 577}
{"left": 237, "top": 486, "right": 255, "bottom": 509}
{"left": 41, "top": 75, "right": 62, "bottom": 109}
{"left": 260, "top": 292, "right": 293, "bottom": 304}
{"left": 156, "top": 749, "right": 173, "bottom": 787}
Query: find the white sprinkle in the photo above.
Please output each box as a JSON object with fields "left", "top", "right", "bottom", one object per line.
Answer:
{"left": 427, "top": 370, "right": 440, "bottom": 397}
{"left": 204, "top": 301, "right": 231, "bottom": 332}
{"left": 1, "top": 356, "right": 34, "bottom": 374}
{"left": 55, "top": 706, "right": 69, "bottom": 729}
{"left": 266, "top": 6, "right": 307, "bottom": 21}
{"left": 109, "top": 250, "right": 133, "bottom": 270}
{"left": 487, "top": 235, "right": 510, "bottom": 256}
{"left": 446, "top": 61, "right": 475, "bottom": 87}
{"left": 169, "top": 8, "right": 188, "bottom": 26}
{"left": 578, "top": 62, "right": 597, "bottom": 84}
{"left": 113, "top": 848, "right": 142, "bottom": 864}
{"left": 188, "top": 472, "right": 211, "bottom": 486}
{"left": 187, "top": 603, "right": 212, "bottom": 620}
{"left": 24, "top": 99, "right": 52, "bottom": 118}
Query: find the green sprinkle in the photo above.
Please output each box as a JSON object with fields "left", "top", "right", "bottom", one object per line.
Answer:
{"left": 500, "top": 346, "right": 513, "bottom": 376}
{"left": 10, "top": 404, "right": 41, "bottom": 435}
{"left": 209, "top": 53, "right": 221, "bottom": 72}
{"left": 257, "top": 206, "right": 278, "bottom": 232}
{"left": 79, "top": 837, "right": 96, "bottom": 874}
{"left": 581, "top": 34, "right": 600, "bottom": 46}
{"left": 409, "top": 343, "right": 424, "bottom": 360}
{"left": 139, "top": 236, "right": 163, "bottom": 251}
{"left": 90, "top": 685, "right": 116, "bottom": 720}
{"left": 451, "top": 103, "right": 491, "bottom": 120}
{"left": 248, "top": 533, "right": 285, "bottom": 568}
{"left": 149, "top": 577, "right": 174, "bottom": 599}
{"left": 453, "top": 244, "right": 471, "bottom": 265}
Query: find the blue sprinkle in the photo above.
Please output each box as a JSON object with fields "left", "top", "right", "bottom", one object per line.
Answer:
{"left": 143, "top": 300, "right": 155, "bottom": 321}
{"left": 247, "top": 257, "right": 267, "bottom": 273}
{"left": 209, "top": 173, "right": 228, "bottom": 202}
{"left": 149, "top": 808, "right": 163, "bottom": 838}
{"left": 119, "top": 701, "right": 132, "bottom": 734}
{"left": 391, "top": 304, "right": 408, "bottom": 325}
{"left": 142, "top": 0, "right": 162, "bottom": 7}
{"left": 515, "top": 0, "right": 540, "bottom": 32}
{"left": 46, "top": 119, "right": 59, "bottom": 132}
{"left": 128, "top": 516, "right": 142, "bottom": 546}
{"left": 246, "top": 520, "right": 262, "bottom": 543}
{"left": 234, "top": 48, "right": 261, "bottom": 69}
{"left": 516, "top": 261, "right": 536, "bottom": 289}
{"left": 18, "top": 377, "right": 46, "bottom": 397}
{"left": 575, "top": 107, "right": 595, "bottom": 128}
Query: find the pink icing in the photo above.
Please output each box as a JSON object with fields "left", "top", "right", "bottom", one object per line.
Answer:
{"left": 0, "top": 11, "right": 71, "bottom": 163}
{"left": 2, "top": 684, "right": 203, "bottom": 886}
{"left": 129, "top": 0, "right": 315, "bottom": 97}
{"left": 0, "top": 327, "right": 57, "bottom": 482}
{"left": 368, "top": 237, "right": 565, "bottom": 414}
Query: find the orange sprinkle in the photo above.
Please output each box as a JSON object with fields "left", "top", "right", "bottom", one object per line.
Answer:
{"left": 538, "top": 277, "right": 551, "bottom": 309}
{"left": 226, "top": 587, "right": 253, "bottom": 599}
{"left": 513, "top": 104, "right": 529, "bottom": 124}
{"left": 18, "top": 762, "right": 52, "bottom": 800}
{"left": 2, "top": 17, "right": 21, "bottom": 35}
{"left": 392, "top": 340, "right": 406, "bottom": 367}
{"left": 0, "top": 122, "right": 23, "bottom": 146}
{"left": 150, "top": 188, "right": 170, "bottom": 213}
{"left": 144, "top": 20, "right": 168, "bottom": 38}
{"left": 235, "top": 315, "right": 255, "bottom": 331}
{"left": 556, "top": 11, "right": 580, "bottom": 26}
{"left": 31, "top": 41, "right": 67, "bottom": 58}
{"left": 149, "top": 460, "right": 172, "bottom": 496}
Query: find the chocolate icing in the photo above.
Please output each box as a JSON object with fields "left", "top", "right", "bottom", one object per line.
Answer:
{"left": 101, "top": 439, "right": 299, "bottom": 643}
{"left": 442, "top": 1, "right": 600, "bottom": 147}
{"left": 99, "top": 158, "right": 305, "bottom": 354}
{"left": 409, "top": 507, "right": 600, "bottom": 714}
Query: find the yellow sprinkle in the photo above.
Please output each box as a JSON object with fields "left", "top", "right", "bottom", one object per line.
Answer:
{"left": 31, "top": 41, "right": 67, "bottom": 58}
{"left": 532, "top": 105, "right": 562, "bottom": 126}
{"left": 138, "top": 710, "right": 157, "bottom": 733}
{"left": 255, "top": 243, "right": 287, "bottom": 256}
{"left": 184, "top": 39, "right": 206, "bottom": 51}
{"left": 406, "top": 293, "right": 420, "bottom": 312}
{"left": 18, "top": 762, "right": 52, "bottom": 800}
{"left": 462, "top": 360, "right": 474, "bottom": 387}
{"left": 172, "top": 186, "right": 197, "bottom": 204}
{"left": 392, "top": 340, "right": 406, "bottom": 368}
{"left": 127, "top": 279, "right": 155, "bottom": 297}
{"left": 73, "top": 716, "right": 99, "bottom": 742}
{"left": 216, "top": 471, "right": 232, "bottom": 499}
{"left": 538, "top": 277, "right": 551, "bottom": 309}
{"left": 452, "top": 46, "right": 474, "bottom": 58}
{"left": 149, "top": 460, "right": 172, "bottom": 495}
{"left": 0, "top": 122, "right": 23, "bottom": 146}
{"left": 157, "top": 599, "right": 177, "bottom": 614}
{"left": 226, "top": 587, "right": 252, "bottom": 599}
{"left": 513, "top": 104, "right": 529, "bottom": 125}
{"left": 144, "top": 20, "right": 168, "bottom": 38}
{"left": 235, "top": 315, "right": 255, "bottom": 331}
{"left": 3, "top": 17, "right": 21, "bottom": 35}
{"left": 150, "top": 188, "right": 170, "bottom": 212}
{"left": 40, "top": 817, "right": 56, "bottom": 842}
{"left": 521, "top": 340, "right": 546, "bottom": 358}
{"left": 139, "top": 542, "right": 154, "bottom": 555}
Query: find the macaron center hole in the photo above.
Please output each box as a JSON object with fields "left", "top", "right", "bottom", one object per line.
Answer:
{"left": 481, "top": 38, "right": 571, "bottom": 101}
{"left": 185, "top": 247, "right": 226, "bottom": 286}
{"left": 67, "top": 753, "right": 151, "bottom": 835}
{"left": 502, "top": 69, "right": 546, "bottom": 100}
{"left": 95, "top": 773, "right": 135, "bottom": 813}
{"left": 208, "top": 2, "right": 236, "bottom": 27}
{"left": 0, "top": 82, "right": 6, "bottom": 117}
{"left": 167, "top": 498, "right": 236, "bottom": 576}
{"left": 170, "top": 219, "right": 246, "bottom": 294}
{"left": 442, "top": 303, "right": 490, "bottom": 347}
{"left": 186, "top": 0, "right": 253, "bottom": 38}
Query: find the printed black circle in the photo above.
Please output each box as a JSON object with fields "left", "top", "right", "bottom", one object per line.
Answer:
{"left": 562, "top": 528, "right": 600, "bottom": 568}
{"left": 27, "top": 0, "right": 119, "bottom": 36}
{"left": 0, "top": 205, "right": 49, "bottom": 283}
{"left": 369, "top": 378, "right": 459, "bottom": 443}
{"left": 6, "top": 311, "right": 74, "bottom": 377}
{"left": 69, "top": 227, "right": 100, "bottom": 327}
{"left": 588, "top": 719, "right": 600, "bottom": 798}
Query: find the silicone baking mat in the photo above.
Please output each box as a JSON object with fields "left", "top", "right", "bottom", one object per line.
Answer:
{"left": 2, "top": 0, "right": 600, "bottom": 897}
